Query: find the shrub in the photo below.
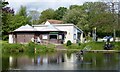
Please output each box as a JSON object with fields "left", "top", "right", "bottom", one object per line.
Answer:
{"left": 2, "top": 43, "right": 24, "bottom": 53}
{"left": 78, "top": 42, "right": 81, "bottom": 46}
{"left": 47, "top": 48, "right": 55, "bottom": 52}
{"left": 27, "top": 41, "right": 36, "bottom": 53}
{"left": 35, "top": 45, "right": 47, "bottom": 52}
{"left": 66, "top": 40, "right": 72, "bottom": 46}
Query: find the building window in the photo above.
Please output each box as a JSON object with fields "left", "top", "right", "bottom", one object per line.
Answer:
{"left": 50, "top": 35, "right": 57, "bottom": 39}
{"left": 74, "top": 34, "right": 76, "bottom": 40}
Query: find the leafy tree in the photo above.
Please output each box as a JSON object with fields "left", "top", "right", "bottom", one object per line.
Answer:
{"left": 17, "top": 6, "right": 27, "bottom": 17}
{"left": 69, "top": 5, "right": 83, "bottom": 10}
{"left": 80, "top": 2, "right": 117, "bottom": 37}
{"left": 28, "top": 10, "right": 40, "bottom": 24}
{"left": 2, "top": 5, "right": 31, "bottom": 40}
{"left": 63, "top": 5, "right": 88, "bottom": 34}
{"left": 63, "top": 8, "right": 86, "bottom": 25}
{"left": 55, "top": 7, "right": 67, "bottom": 20}
{"left": 1, "top": 0, "right": 15, "bottom": 40}
{"left": 39, "top": 8, "right": 56, "bottom": 23}
{"left": 14, "top": 6, "right": 31, "bottom": 27}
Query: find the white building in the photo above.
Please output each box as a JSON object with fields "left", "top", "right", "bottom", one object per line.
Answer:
{"left": 9, "top": 20, "right": 83, "bottom": 44}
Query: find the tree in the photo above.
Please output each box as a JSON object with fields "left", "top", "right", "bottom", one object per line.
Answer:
{"left": 1, "top": 0, "right": 15, "bottom": 40}
{"left": 15, "top": 6, "right": 31, "bottom": 26}
{"left": 81, "top": 2, "right": 116, "bottom": 37}
{"left": 55, "top": 7, "right": 67, "bottom": 20}
{"left": 17, "top": 6, "right": 27, "bottom": 17}
{"left": 62, "top": 5, "right": 88, "bottom": 33}
{"left": 28, "top": 10, "right": 40, "bottom": 24}
{"left": 2, "top": 5, "right": 31, "bottom": 40}
{"left": 39, "top": 8, "right": 56, "bottom": 23}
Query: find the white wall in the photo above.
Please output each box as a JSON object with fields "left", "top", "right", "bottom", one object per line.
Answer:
{"left": 73, "top": 27, "right": 78, "bottom": 43}
{"left": 55, "top": 25, "right": 74, "bottom": 43}
{"left": 9, "top": 34, "right": 13, "bottom": 43}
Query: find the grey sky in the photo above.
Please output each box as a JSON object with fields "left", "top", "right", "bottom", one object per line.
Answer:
{"left": 4, "top": 0, "right": 119, "bottom": 21}
{"left": 6, "top": 0, "right": 100, "bottom": 13}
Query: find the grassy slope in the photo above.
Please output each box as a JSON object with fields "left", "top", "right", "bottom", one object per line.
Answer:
{"left": 1, "top": 41, "right": 56, "bottom": 53}
{"left": 64, "top": 42, "right": 120, "bottom": 50}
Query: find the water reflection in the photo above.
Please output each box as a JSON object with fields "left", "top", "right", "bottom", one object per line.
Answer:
{"left": 2, "top": 52, "right": 120, "bottom": 70}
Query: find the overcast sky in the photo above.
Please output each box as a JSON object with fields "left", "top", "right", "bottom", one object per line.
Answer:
{"left": 5, "top": 0, "right": 101, "bottom": 13}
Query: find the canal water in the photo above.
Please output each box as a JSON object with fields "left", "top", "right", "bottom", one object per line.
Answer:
{"left": 2, "top": 51, "right": 120, "bottom": 71}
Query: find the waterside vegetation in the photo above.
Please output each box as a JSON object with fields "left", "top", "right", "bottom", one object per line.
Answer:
{"left": 2, "top": 41, "right": 56, "bottom": 53}
{"left": 1, "top": 40, "right": 120, "bottom": 54}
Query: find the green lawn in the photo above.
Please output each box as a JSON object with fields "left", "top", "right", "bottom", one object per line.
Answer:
{"left": 65, "top": 42, "right": 120, "bottom": 50}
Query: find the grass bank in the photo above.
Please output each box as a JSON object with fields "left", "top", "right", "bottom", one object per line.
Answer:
{"left": 1, "top": 41, "right": 56, "bottom": 53}
{"left": 64, "top": 42, "right": 120, "bottom": 50}
{"left": 1, "top": 41, "right": 120, "bottom": 54}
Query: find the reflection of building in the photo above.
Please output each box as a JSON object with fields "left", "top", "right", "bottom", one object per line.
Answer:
{"left": 9, "top": 56, "right": 33, "bottom": 69}
{"left": 64, "top": 53, "right": 76, "bottom": 62}
{"left": 63, "top": 53, "right": 77, "bottom": 70}
{"left": 9, "top": 20, "right": 83, "bottom": 44}
{"left": 47, "top": 52, "right": 64, "bottom": 64}
{"left": 34, "top": 56, "right": 43, "bottom": 65}
{"left": 8, "top": 53, "right": 65, "bottom": 69}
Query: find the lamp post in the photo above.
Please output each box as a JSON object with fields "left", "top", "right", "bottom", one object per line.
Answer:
{"left": 93, "top": 27, "right": 97, "bottom": 42}
{"left": 95, "top": 27, "right": 97, "bottom": 41}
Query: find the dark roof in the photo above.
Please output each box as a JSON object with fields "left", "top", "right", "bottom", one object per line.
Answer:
{"left": 47, "top": 20, "right": 63, "bottom": 24}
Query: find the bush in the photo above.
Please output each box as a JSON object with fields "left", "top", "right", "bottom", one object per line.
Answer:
{"left": 27, "top": 41, "right": 36, "bottom": 53}
{"left": 78, "top": 42, "right": 81, "bottom": 46}
{"left": 35, "top": 45, "right": 47, "bottom": 52}
{"left": 2, "top": 43, "right": 24, "bottom": 53}
{"left": 66, "top": 40, "right": 72, "bottom": 46}
{"left": 47, "top": 48, "right": 55, "bottom": 52}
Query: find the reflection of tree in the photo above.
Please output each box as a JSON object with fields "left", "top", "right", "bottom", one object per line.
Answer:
{"left": 2, "top": 56, "right": 9, "bottom": 70}
{"left": 103, "top": 53, "right": 118, "bottom": 68}
{"left": 66, "top": 51, "right": 72, "bottom": 59}
{"left": 61, "top": 54, "right": 65, "bottom": 62}
{"left": 12, "top": 57, "right": 18, "bottom": 69}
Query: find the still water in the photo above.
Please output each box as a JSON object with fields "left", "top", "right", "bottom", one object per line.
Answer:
{"left": 2, "top": 51, "right": 120, "bottom": 70}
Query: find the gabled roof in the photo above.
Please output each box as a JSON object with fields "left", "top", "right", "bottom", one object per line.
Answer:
{"left": 14, "top": 24, "right": 37, "bottom": 32}
{"left": 47, "top": 20, "right": 63, "bottom": 24}
{"left": 40, "top": 24, "right": 61, "bottom": 31}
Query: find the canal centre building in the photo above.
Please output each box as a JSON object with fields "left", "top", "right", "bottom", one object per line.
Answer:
{"left": 9, "top": 20, "right": 83, "bottom": 44}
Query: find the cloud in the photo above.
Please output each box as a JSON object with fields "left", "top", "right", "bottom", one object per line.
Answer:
{"left": 6, "top": 0, "right": 98, "bottom": 2}
{"left": 5, "top": 0, "right": 99, "bottom": 13}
